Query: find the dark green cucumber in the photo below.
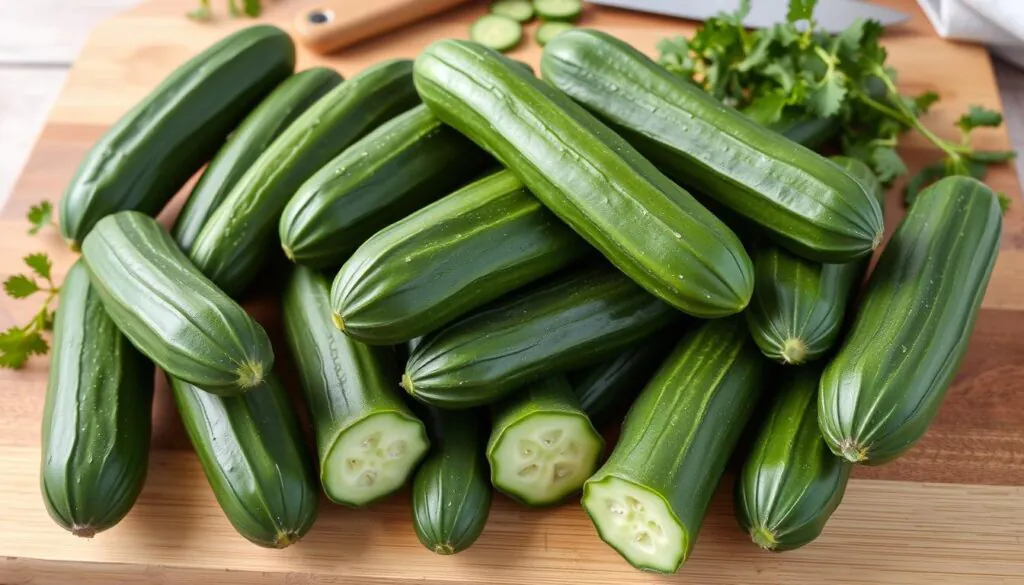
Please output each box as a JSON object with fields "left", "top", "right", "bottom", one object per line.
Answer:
{"left": 279, "top": 104, "right": 492, "bottom": 269}
{"left": 412, "top": 407, "right": 492, "bottom": 554}
{"left": 60, "top": 25, "right": 295, "bottom": 249}
{"left": 40, "top": 261, "right": 154, "bottom": 538}
{"left": 541, "top": 29, "right": 883, "bottom": 263}
{"left": 736, "top": 366, "right": 851, "bottom": 551}
{"left": 188, "top": 59, "right": 419, "bottom": 296}
{"left": 582, "top": 316, "right": 764, "bottom": 573}
{"left": 282, "top": 266, "right": 429, "bottom": 506}
{"left": 403, "top": 267, "right": 682, "bottom": 408}
{"left": 568, "top": 334, "right": 675, "bottom": 426}
{"left": 414, "top": 39, "right": 752, "bottom": 317}
{"left": 819, "top": 176, "right": 1001, "bottom": 464}
{"left": 330, "top": 170, "right": 590, "bottom": 345}
{"left": 487, "top": 376, "right": 602, "bottom": 506}
{"left": 173, "top": 67, "right": 342, "bottom": 251}
{"left": 170, "top": 374, "right": 318, "bottom": 547}
{"left": 746, "top": 156, "right": 884, "bottom": 364}
{"left": 81, "top": 211, "right": 274, "bottom": 396}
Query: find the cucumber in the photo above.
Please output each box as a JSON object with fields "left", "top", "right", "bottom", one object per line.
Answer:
{"left": 403, "top": 267, "right": 681, "bottom": 408}
{"left": 541, "top": 29, "right": 884, "bottom": 263}
{"left": 173, "top": 67, "right": 342, "bottom": 251}
{"left": 746, "top": 156, "right": 884, "bottom": 364}
{"left": 81, "top": 211, "right": 274, "bottom": 396}
{"left": 491, "top": 0, "right": 534, "bottom": 22}
{"left": 330, "top": 170, "right": 589, "bottom": 345}
{"left": 282, "top": 265, "right": 429, "bottom": 506}
{"left": 170, "top": 374, "right": 318, "bottom": 547}
{"left": 736, "top": 366, "right": 851, "bottom": 551}
{"left": 819, "top": 176, "right": 1001, "bottom": 464}
{"left": 533, "top": 0, "right": 582, "bottom": 21}
{"left": 568, "top": 334, "right": 675, "bottom": 426}
{"left": 59, "top": 25, "right": 295, "bottom": 250}
{"left": 412, "top": 407, "right": 492, "bottom": 554}
{"left": 469, "top": 15, "right": 523, "bottom": 53}
{"left": 487, "top": 376, "right": 602, "bottom": 506}
{"left": 414, "top": 40, "right": 753, "bottom": 318}
{"left": 279, "top": 104, "right": 492, "bottom": 269}
{"left": 188, "top": 59, "right": 419, "bottom": 296}
{"left": 768, "top": 113, "right": 838, "bottom": 150}
{"left": 582, "top": 316, "right": 764, "bottom": 573}
{"left": 536, "top": 21, "right": 574, "bottom": 47}
{"left": 40, "top": 261, "right": 154, "bottom": 538}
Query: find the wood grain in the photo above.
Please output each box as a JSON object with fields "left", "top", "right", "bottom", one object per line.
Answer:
{"left": 1, "top": 0, "right": 1023, "bottom": 582}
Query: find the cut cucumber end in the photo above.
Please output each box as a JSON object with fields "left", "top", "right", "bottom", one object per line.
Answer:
{"left": 533, "top": 0, "right": 582, "bottom": 22}
{"left": 583, "top": 475, "right": 687, "bottom": 574}
{"left": 750, "top": 525, "right": 779, "bottom": 551}
{"left": 469, "top": 14, "right": 523, "bottom": 53}
{"left": 488, "top": 412, "right": 601, "bottom": 505}
{"left": 332, "top": 312, "right": 346, "bottom": 332}
{"left": 781, "top": 338, "right": 808, "bottom": 365}
{"left": 323, "top": 411, "right": 429, "bottom": 506}
{"left": 235, "top": 359, "right": 266, "bottom": 389}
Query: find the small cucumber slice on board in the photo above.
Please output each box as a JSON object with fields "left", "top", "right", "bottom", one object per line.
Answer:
{"left": 487, "top": 376, "right": 603, "bottom": 506}
{"left": 491, "top": 0, "right": 535, "bottom": 22}
{"left": 469, "top": 15, "right": 523, "bottom": 52}
{"left": 536, "top": 21, "right": 574, "bottom": 46}
{"left": 533, "top": 0, "right": 582, "bottom": 21}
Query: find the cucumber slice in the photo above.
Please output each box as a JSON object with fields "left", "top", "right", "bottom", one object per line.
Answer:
{"left": 533, "top": 0, "right": 582, "bottom": 22}
{"left": 469, "top": 15, "right": 523, "bottom": 52}
{"left": 535, "top": 21, "right": 574, "bottom": 46}
{"left": 487, "top": 376, "right": 602, "bottom": 506}
{"left": 491, "top": 0, "right": 534, "bottom": 22}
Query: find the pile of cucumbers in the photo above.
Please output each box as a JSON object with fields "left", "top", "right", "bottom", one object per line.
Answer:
{"left": 40, "top": 23, "right": 1001, "bottom": 573}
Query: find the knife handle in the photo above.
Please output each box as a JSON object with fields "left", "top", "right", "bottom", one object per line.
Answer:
{"left": 294, "top": 0, "right": 471, "bottom": 54}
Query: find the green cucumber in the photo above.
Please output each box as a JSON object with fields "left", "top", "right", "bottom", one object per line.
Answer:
{"left": 541, "top": 29, "right": 884, "bottom": 263}
{"left": 583, "top": 316, "right": 764, "bottom": 573}
{"left": 283, "top": 265, "right": 429, "bottom": 506}
{"left": 188, "top": 59, "right": 419, "bottom": 296}
{"left": 403, "top": 267, "right": 681, "bottom": 408}
{"left": 170, "top": 374, "right": 318, "bottom": 547}
{"left": 414, "top": 39, "right": 753, "bottom": 317}
{"left": 60, "top": 25, "right": 295, "bottom": 249}
{"left": 412, "top": 407, "right": 492, "bottom": 554}
{"left": 81, "top": 211, "right": 273, "bottom": 396}
{"left": 487, "top": 376, "right": 602, "bottom": 506}
{"left": 768, "top": 113, "right": 838, "bottom": 150}
{"left": 330, "top": 170, "right": 589, "bottom": 345}
{"left": 279, "top": 104, "right": 492, "bottom": 269}
{"left": 40, "top": 261, "right": 154, "bottom": 538}
{"left": 533, "top": 0, "right": 582, "bottom": 21}
{"left": 173, "top": 67, "right": 342, "bottom": 251}
{"left": 819, "top": 176, "right": 1001, "bottom": 464}
{"left": 469, "top": 15, "right": 523, "bottom": 52}
{"left": 746, "top": 156, "right": 884, "bottom": 364}
{"left": 568, "top": 334, "right": 674, "bottom": 426}
{"left": 736, "top": 366, "right": 851, "bottom": 551}
{"left": 491, "top": 0, "right": 534, "bottom": 22}
{"left": 536, "top": 21, "right": 574, "bottom": 47}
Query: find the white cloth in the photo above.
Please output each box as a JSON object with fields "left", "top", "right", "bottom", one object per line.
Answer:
{"left": 918, "top": 0, "right": 1024, "bottom": 68}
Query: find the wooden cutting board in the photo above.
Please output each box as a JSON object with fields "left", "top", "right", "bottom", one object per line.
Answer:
{"left": 1, "top": 1, "right": 1022, "bottom": 583}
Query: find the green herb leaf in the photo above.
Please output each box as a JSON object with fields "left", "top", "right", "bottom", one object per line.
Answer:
{"left": 24, "top": 253, "right": 52, "bottom": 281}
{"left": 807, "top": 74, "right": 846, "bottom": 117}
{"left": 187, "top": 0, "right": 212, "bottom": 20}
{"left": 27, "top": 201, "right": 52, "bottom": 235}
{"left": 913, "top": 91, "right": 939, "bottom": 115}
{"left": 243, "top": 0, "right": 261, "bottom": 17}
{"left": 787, "top": 0, "right": 818, "bottom": 23}
{"left": 4, "top": 275, "right": 39, "bottom": 299}
{"left": 997, "top": 192, "right": 1012, "bottom": 213}
{"left": 872, "top": 146, "right": 908, "bottom": 183}
{"left": 744, "top": 92, "right": 789, "bottom": 125}
{"left": 0, "top": 326, "right": 48, "bottom": 369}
{"left": 957, "top": 105, "right": 1003, "bottom": 133}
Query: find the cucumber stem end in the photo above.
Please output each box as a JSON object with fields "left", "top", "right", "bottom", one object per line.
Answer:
{"left": 780, "top": 338, "right": 807, "bottom": 365}
{"left": 235, "top": 360, "right": 265, "bottom": 389}
{"left": 70, "top": 524, "right": 97, "bottom": 538}
{"left": 401, "top": 373, "right": 414, "bottom": 394}
{"left": 433, "top": 542, "right": 456, "bottom": 555}
{"left": 331, "top": 312, "right": 346, "bottom": 331}
{"left": 273, "top": 530, "right": 301, "bottom": 548}
{"left": 750, "top": 525, "right": 778, "bottom": 550}
{"left": 282, "top": 244, "right": 295, "bottom": 262}
{"left": 838, "top": 438, "right": 869, "bottom": 463}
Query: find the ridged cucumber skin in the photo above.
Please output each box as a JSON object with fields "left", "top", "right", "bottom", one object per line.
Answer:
{"left": 330, "top": 170, "right": 590, "bottom": 345}
{"left": 403, "top": 267, "right": 682, "bottom": 408}
{"left": 81, "top": 211, "right": 274, "bottom": 396}
{"left": 414, "top": 39, "right": 753, "bottom": 318}
{"left": 583, "top": 316, "right": 764, "bottom": 572}
{"left": 736, "top": 366, "right": 851, "bottom": 551}
{"left": 746, "top": 156, "right": 884, "bottom": 365}
{"left": 412, "top": 407, "right": 492, "bottom": 555}
{"left": 279, "top": 104, "right": 493, "bottom": 269}
{"left": 819, "top": 176, "right": 1001, "bottom": 465}
{"left": 170, "top": 374, "right": 318, "bottom": 548}
{"left": 59, "top": 25, "right": 295, "bottom": 249}
{"left": 40, "top": 261, "right": 154, "bottom": 538}
{"left": 541, "top": 29, "right": 883, "bottom": 263}
{"left": 188, "top": 59, "right": 419, "bottom": 296}
{"left": 282, "top": 266, "right": 428, "bottom": 505}
{"left": 173, "top": 67, "right": 342, "bottom": 251}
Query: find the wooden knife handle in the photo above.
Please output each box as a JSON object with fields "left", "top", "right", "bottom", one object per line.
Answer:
{"left": 294, "top": 0, "right": 472, "bottom": 54}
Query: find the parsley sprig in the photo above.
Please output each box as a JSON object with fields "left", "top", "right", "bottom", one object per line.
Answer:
{"left": 188, "top": 0, "right": 261, "bottom": 21}
{"left": 657, "top": 0, "right": 1016, "bottom": 209}
{"left": 1, "top": 203, "right": 59, "bottom": 369}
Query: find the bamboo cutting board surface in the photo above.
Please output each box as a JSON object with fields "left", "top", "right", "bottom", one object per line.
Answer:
{"left": 1, "top": 1, "right": 1022, "bottom": 583}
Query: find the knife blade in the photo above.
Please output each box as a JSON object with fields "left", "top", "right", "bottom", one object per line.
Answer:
{"left": 588, "top": 0, "right": 908, "bottom": 33}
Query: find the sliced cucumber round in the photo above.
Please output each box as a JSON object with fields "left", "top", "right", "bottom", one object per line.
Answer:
{"left": 324, "top": 411, "right": 430, "bottom": 506}
{"left": 584, "top": 477, "right": 686, "bottom": 574}
{"left": 535, "top": 21, "right": 574, "bottom": 46}
{"left": 491, "top": 0, "right": 534, "bottom": 22}
{"left": 533, "top": 0, "right": 582, "bottom": 22}
{"left": 469, "top": 14, "right": 523, "bottom": 53}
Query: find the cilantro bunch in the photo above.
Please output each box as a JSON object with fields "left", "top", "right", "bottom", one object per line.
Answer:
{"left": 1, "top": 202, "right": 58, "bottom": 368}
{"left": 657, "top": 0, "right": 1015, "bottom": 208}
